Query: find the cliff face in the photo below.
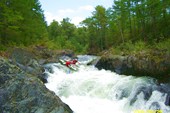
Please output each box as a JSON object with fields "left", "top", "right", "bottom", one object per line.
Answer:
{"left": 95, "top": 50, "right": 170, "bottom": 83}
{"left": 0, "top": 57, "right": 73, "bottom": 113}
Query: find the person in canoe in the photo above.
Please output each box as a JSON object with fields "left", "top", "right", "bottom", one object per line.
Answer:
{"left": 59, "top": 58, "right": 80, "bottom": 71}
{"left": 65, "top": 59, "right": 78, "bottom": 67}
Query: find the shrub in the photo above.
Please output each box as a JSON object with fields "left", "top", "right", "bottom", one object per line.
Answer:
{"left": 155, "top": 38, "right": 170, "bottom": 53}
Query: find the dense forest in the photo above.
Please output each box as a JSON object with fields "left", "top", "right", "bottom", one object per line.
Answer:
{"left": 0, "top": 0, "right": 47, "bottom": 49}
{"left": 0, "top": 0, "right": 170, "bottom": 54}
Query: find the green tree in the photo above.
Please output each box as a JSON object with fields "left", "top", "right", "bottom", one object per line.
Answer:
{"left": 60, "top": 18, "right": 76, "bottom": 39}
{"left": 48, "top": 20, "right": 61, "bottom": 40}
{"left": 18, "top": 0, "right": 47, "bottom": 44}
{"left": 93, "top": 5, "right": 108, "bottom": 50}
{"left": 0, "top": 0, "right": 47, "bottom": 47}
{"left": 0, "top": 0, "right": 23, "bottom": 44}
{"left": 82, "top": 5, "right": 108, "bottom": 52}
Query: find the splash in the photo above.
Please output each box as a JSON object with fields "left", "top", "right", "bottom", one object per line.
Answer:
{"left": 45, "top": 55, "right": 170, "bottom": 113}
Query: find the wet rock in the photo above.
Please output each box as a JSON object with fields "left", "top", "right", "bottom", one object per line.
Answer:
{"left": 10, "top": 48, "right": 47, "bottom": 83}
{"left": 157, "top": 84, "right": 170, "bottom": 106}
{"left": 61, "top": 49, "right": 75, "bottom": 58}
{"left": 17, "top": 47, "right": 74, "bottom": 83}
{"left": 149, "top": 102, "right": 161, "bottom": 110}
{"left": 33, "top": 46, "right": 75, "bottom": 64}
{"left": 115, "top": 89, "right": 129, "bottom": 100}
{"left": 10, "top": 48, "right": 43, "bottom": 73}
{"left": 87, "top": 56, "right": 101, "bottom": 66}
{"left": 0, "top": 57, "right": 21, "bottom": 74}
{"left": 165, "top": 94, "right": 170, "bottom": 106}
{"left": 129, "top": 86, "right": 152, "bottom": 105}
{"left": 10, "top": 48, "right": 35, "bottom": 65}
{"left": 95, "top": 51, "right": 170, "bottom": 83}
{"left": 95, "top": 55, "right": 130, "bottom": 74}
{"left": 0, "top": 57, "right": 73, "bottom": 113}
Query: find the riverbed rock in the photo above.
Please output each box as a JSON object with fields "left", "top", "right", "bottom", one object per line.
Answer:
{"left": 9, "top": 48, "right": 47, "bottom": 83}
{"left": 32, "top": 46, "right": 75, "bottom": 63}
{"left": 0, "top": 57, "right": 73, "bottom": 113}
{"left": 9, "top": 47, "right": 75, "bottom": 83}
{"left": 95, "top": 50, "right": 170, "bottom": 83}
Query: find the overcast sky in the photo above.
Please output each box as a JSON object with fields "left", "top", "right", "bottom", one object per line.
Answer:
{"left": 39, "top": 0, "right": 113, "bottom": 25}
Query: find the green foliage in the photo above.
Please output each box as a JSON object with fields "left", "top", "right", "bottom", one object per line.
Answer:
{"left": 0, "top": 44, "right": 7, "bottom": 51}
{"left": 109, "top": 47, "right": 123, "bottom": 55}
{"left": 133, "top": 41, "right": 148, "bottom": 52}
{"left": 81, "top": 0, "right": 170, "bottom": 53}
{"left": 44, "top": 40, "right": 62, "bottom": 50}
{"left": 47, "top": 18, "right": 89, "bottom": 54}
{"left": 47, "top": 20, "right": 60, "bottom": 40}
{"left": 155, "top": 38, "right": 170, "bottom": 53}
{"left": 46, "top": 0, "right": 170, "bottom": 54}
{"left": 1, "top": 0, "right": 169, "bottom": 55}
{"left": 82, "top": 6, "right": 108, "bottom": 52}
{"left": 0, "top": 0, "right": 47, "bottom": 48}
{"left": 116, "top": 40, "right": 149, "bottom": 54}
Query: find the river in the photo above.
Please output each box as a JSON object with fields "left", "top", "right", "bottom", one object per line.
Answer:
{"left": 44, "top": 55, "right": 170, "bottom": 113}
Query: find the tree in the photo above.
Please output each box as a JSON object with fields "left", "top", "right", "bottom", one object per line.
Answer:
{"left": 0, "top": 0, "right": 47, "bottom": 46}
{"left": 0, "top": 0, "right": 23, "bottom": 44}
{"left": 82, "top": 5, "right": 108, "bottom": 52}
{"left": 48, "top": 20, "right": 61, "bottom": 40}
{"left": 93, "top": 5, "right": 108, "bottom": 50}
{"left": 60, "top": 18, "right": 76, "bottom": 39}
{"left": 82, "top": 17, "right": 98, "bottom": 52}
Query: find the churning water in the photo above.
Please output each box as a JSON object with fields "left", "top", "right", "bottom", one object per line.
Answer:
{"left": 44, "top": 55, "right": 170, "bottom": 113}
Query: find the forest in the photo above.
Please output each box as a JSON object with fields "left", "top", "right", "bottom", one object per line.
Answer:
{"left": 0, "top": 0, "right": 170, "bottom": 54}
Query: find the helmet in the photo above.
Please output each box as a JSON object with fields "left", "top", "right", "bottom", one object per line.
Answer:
{"left": 73, "top": 59, "right": 77, "bottom": 63}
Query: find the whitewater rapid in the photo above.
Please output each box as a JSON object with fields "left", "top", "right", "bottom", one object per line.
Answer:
{"left": 44, "top": 55, "right": 170, "bottom": 113}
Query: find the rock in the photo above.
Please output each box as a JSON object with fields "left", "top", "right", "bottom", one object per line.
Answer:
{"left": 10, "top": 48, "right": 42, "bottom": 72}
{"left": 33, "top": 46, "right": 75, "bottom": 64}
{"left": 149, "top": 102, "right": 161, "bottom": 110}
{"left": 95, "top": 55, "right": 128, "bottom": 74}
{"left": 158, "top": 84, "right": 170, "bottom": 106}
{"left": 0, "top": 57, "right": 73, "bottom": 113}
{"left": 87, "top": 56, "right": 101, "bottom": 66}
{"left": 0, "top": 57, "right": 21, "bottom": 74}
{"left": 9, "top": 48, "right": 47, "bottom": 83}
{"left": 165, "top": 94, "right": 170, "bottom": 106}
{"left": 61, "top": 49, "right": 75, "bottom": 58}
{"left": 95, "top": 51, "right": 170, "bottom": 83}
{"left": 9, "top": 47, "right": 75, "bottom": 83}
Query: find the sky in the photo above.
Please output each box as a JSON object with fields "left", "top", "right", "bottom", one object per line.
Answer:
{"left": 39, "top": 0, "right": 113, "bottom": 26}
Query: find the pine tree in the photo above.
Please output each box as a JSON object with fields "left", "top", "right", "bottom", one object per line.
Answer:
{"left": 0, "top": 0, "right": 47, "bottom": 46}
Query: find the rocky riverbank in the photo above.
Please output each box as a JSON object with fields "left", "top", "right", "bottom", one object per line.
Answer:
{"left": 0, "top": 47, "right": 74, "bottom": 113}
{"left": 95, "top": 50, "right": 170, "bottom": 83}
{"left": 1, "top": 46, "right": 170, "bottom": 112}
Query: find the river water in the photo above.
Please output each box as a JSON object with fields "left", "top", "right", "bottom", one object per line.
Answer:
{"left": 44, "top": 55, "right": 170, "bottom": 113}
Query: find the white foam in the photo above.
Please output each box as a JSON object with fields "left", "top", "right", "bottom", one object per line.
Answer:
{"left": 45, "top": 56, "right": 170, "bottom": 113}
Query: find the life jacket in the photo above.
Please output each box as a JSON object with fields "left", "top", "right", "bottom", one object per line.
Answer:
{"left": 66, "top": 59, "right": 77, "bottom": 67}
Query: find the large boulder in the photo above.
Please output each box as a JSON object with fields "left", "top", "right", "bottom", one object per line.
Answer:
{"left": 9, "top": 48, "right": 47, "bottom": 83}
{"left": 0, "top": 57, "right": 73, "bottom": 113}
{"left": 10, "top": 47, "right": 75, "bottom": 66}
{"left": 95, "top": 50, "right": 170, "bottom": 83}
{"left": 32, "top": 46, "right": 75, "bottom": 64}
{"left": 9, "top": 47, "right": 75, "bottom": 83}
